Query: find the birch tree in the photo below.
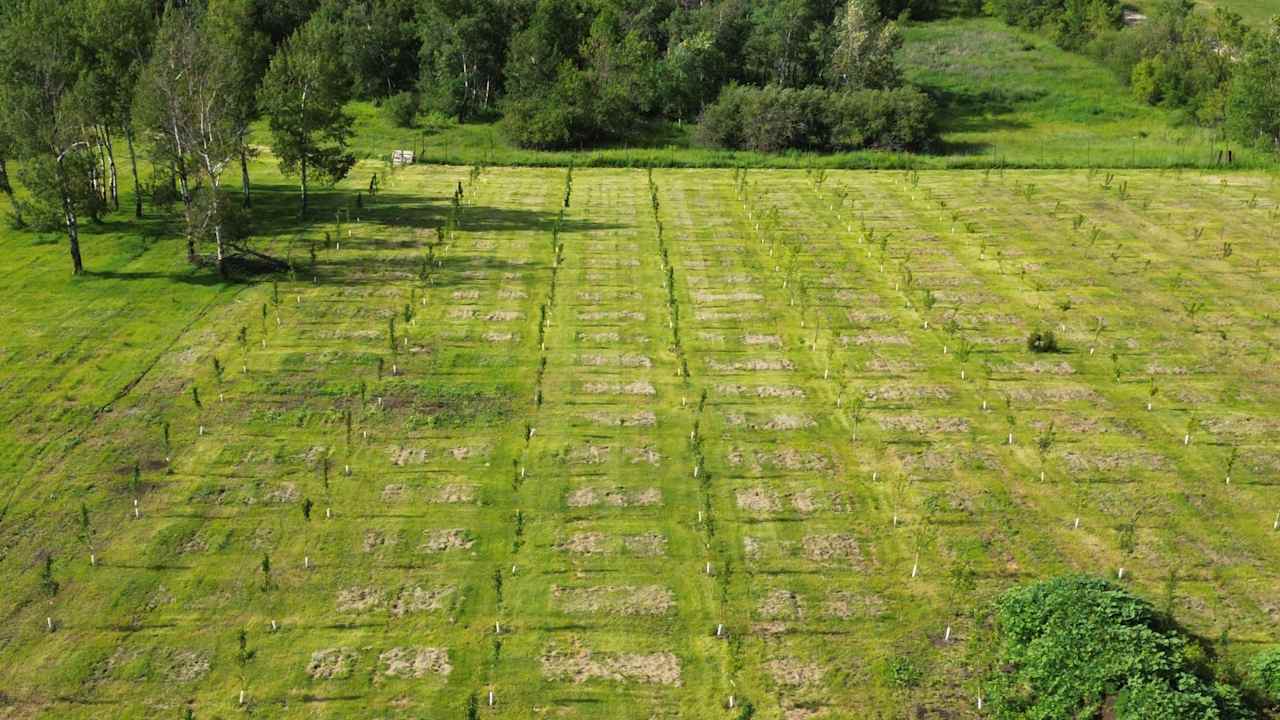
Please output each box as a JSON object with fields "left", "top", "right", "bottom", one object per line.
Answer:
{"left": 258, "top": 15, "right": 356, "bottom": 218}
{"left": 0, "top": 0, "right": 95, "bottom": 274}
{"left": 136, "top": 3, "right": 251, "bottom": 275}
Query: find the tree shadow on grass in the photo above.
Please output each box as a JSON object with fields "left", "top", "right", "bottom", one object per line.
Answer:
{"left": 246, "top": 183, "right": 626, "bottom": 241}
{"left": 83, "top": 268, "right": 231, "bottom": 288}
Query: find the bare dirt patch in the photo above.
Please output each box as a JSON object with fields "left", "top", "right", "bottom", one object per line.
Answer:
{"left": 866, "top": 358, "right": 923, "bottom": 373}
{"left": 379, "top": 647, "right": 452, "bottom": 678}
{"left": 865, "top": 385, "right": 951, "bottom": 402}
{"left": 737, "top": 488, "right": 782, "bottom": 513}
{"left": 429, "top": 484, "right": 476, "bottom": 503}
{"left": 583, "top": 380, "right": 656, "bottom": 396}
{"left": 729, "top": 447, "right": 832, "bottom": 472}
{"left": 840, "top": 333, "right": 910, "bottom": 346}
{"left": 566, "top": 443, "right": 611, "bottom": 465}
{"left": 717, "top": 383, "right": 806, "bottom": 399}
{"left": 390, "top": 447, "right": 429, "bottom": 466}
{"left": 623, "top": 532, "right": 667, "bottom": 557}
{"left": 626, "top": 446, "right": 662, "bottom": 465}
{"left": 418, "top": 529, "right": 475, "bottom": 553}
{"left": 540, "top": 643, "right": 682, "bottom": 686}
{"left": 824, "top": 591, "right": 886, "bottom": 619}
{"left": 165, "top": 650, "right": 211, "bottom": 682}
{"left": 579, "top": 310, "right": 645, "bottom": 321}
{"left": 693, "top": 291, "right": 764, "bottom": 303}
{"left": 577, "top": 353, "right": 652, "bottom": 368}
{"left": 876, "top": 415, "right": 970, "bottom": 433}
{"left": 559, "top": 532, "right": 608, "bottom": 555}
{"left": 708, "top": 358, "right": 795, "bottom": 372}
{"left": 307, "top": 648, "right": 359, "bottom": 679}
{"left": 553, "top": 585, "right": 675, "bottom": 615}
{"left": 803, "top": 534, "right": 862, "bottom": 564}
{"left": 1008, "top": 360, "right": 1075, "bottom": 375}
{"left": 1061, "top": 450, "right": 1170, "bottom": 473}
{"left": 391, "top": 586, "right": 455, "bottom": 616}
{"left": 744, "top": 334, "right": 783, "bottom": 347}
{"left": 1006, "top": 385, "right": 1102, "bottom": 404}
{"left": 567, "top": 486, "right": 661, "bottom": 508}
{"left": 766, "top": 658, "right": 825, "bottom": 687}
{"left": 264, "top": 482, "right": 299, "bottom": 503}
{"left": 337, "top": 586, "right": 385, "bottom": 613}
{"left": 759, "top": 589, "right": 805, "bottom": 619}
{"left": 583, "top": 410, "right": 657, "bottom": 427}
{"left": 363, "top": 529, "right": 396, "bottom": 553}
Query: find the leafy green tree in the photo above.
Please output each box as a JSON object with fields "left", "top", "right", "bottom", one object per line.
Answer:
{"left": 1227, "top": 18, "right": 1280, "bottom": 152}
{"left": 136, "top": 3, "right": 251, "bottom": 274}
{"left": 73, "top": 0, "right": 157, "bottom": 218}
{"left": 258, "top": 14, "right": 356, "bottom": 217}
{"left": 207, "top": 0, "right": 272, "bottom": 209}
{"left": 826, "top": 0, "right": 902, "bottom": 90}
{"left": 337, "top": 0, "right": 420, "bottom": 99}
{"left": 743, "top": 0, "right": 833, "bottom": 88}
{"left": 0, "top": 0, "right": 95, "bottom": 274}
{"left": 417, "top": 0, "right": 511, "bottom": 120}
{"left": 0, "top": 125, "right": 21, "bottom": 226}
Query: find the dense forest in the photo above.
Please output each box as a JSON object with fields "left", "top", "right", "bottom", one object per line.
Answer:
{"left": 1, "top": 0, "right": 1278, "bottom": 275}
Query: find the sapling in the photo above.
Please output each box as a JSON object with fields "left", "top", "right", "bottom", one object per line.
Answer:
{"left": 191, "top": 386, "right": 202, "bottom": 409}
{"left": 79, "top": 503, "right": 95, "bottom": 565}
{"left": 302, "top": 498, "right": 313, "bottom": 521}
{"left": 1035, "top": 421, "right": 1056, "bottom": 479}
{"left": 260, "top": 554, "right": 271, "bottom": 590}
{"left": 40, "top": 555, "right": 58, "bottom": 596}
{"left": 1225, "top": 446, "right": 1237, "bottom": 484}
{"left": 129, "top": 462, "right": 142, "bottom": 498}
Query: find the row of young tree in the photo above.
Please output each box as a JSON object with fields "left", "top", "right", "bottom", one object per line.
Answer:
{"left": 0, "top": 0, "right": 357, "bottom": 276}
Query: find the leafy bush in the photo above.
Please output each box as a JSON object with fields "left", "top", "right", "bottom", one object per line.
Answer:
{"left": 1250, "top": 648, "right": 1280, "bottom": 700}
{"left": 987, "top": 0, "right": 1122, "bottom": 50}
{"left": 986, "top": 575, "right": 1252, "bottom": 720}
{"left": 697, "top": 83, "right": 936, "bottom": 152}
{"left": 383, "top": 91, "right": 420, "bottom": 128}
{"left": 1026, "top": 328, "right": 1060, "bottom": 353}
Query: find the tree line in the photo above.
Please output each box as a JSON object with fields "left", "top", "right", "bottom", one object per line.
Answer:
{"left": 2, "top": 0, "right": 1278, "bottom": 276}
{"left": 0, "top": 0, "right": 357, "bottom": 276}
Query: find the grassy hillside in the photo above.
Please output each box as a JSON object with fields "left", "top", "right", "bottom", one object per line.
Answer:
{"left": 1, "top": 158, "right": 1278, "bottom": 717}
{"left": 899, "top": 18, "right": 1250, "bottom": 168}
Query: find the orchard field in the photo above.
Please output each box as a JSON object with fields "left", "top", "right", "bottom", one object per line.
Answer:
{"left": 1, "top": 162, "right": 1279, "bottom": 719}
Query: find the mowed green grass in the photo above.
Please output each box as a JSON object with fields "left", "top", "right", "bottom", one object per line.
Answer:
{"left": 898, "top": 18, "right": 1262, "bottom": 168}
{"left": 1, "top": 162, "right": 1279, "bottom": 718}
{"left": 1193, "top": 0, "right": 1280, "bottom": 28}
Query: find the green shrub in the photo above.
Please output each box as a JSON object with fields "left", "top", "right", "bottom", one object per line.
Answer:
{"left": 987, "top": 0, "right": 1121, "bottom": 50}
{"left": 1249, "top": 648, "right": 1280, "bottom": 700}
{"left": 986, "top": 575, "right": 1251, "bottom": 720}
{"left": 383, "top": 91, "right": 420, "bottom": 128}
{"left": 1026, "top": 328, "right": 1060, "bottom": 353}
{"left": 697, "top": 84, "right": 936, "bottom": 153}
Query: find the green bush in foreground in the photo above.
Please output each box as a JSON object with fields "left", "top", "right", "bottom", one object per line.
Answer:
{"left": 986, "top": 575, "right": 1252, "bottom": 720}
{"left": 1250, "top": 647, "right": 1280, "bottom": 701}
